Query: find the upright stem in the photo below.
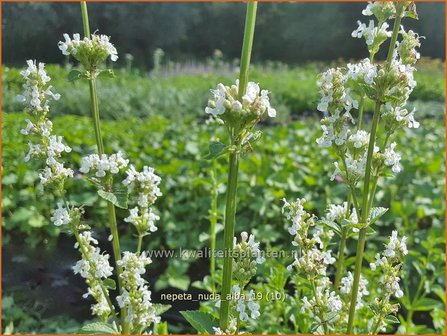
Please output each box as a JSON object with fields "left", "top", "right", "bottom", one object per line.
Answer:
{"left": 219, "top": 2, "right": 257, "bottom": 330}
{"left": 346, "top": 101, "right": 381, "bottom": 333}
{"left": 80, "top": 2, "right": 91, "bottom": 38}
{"left": 80, "top": 2, "right": 127, "bottom": 333}
{"left": 237, "top": 2, "right": 257, "bottom": 100}
{"left": 219, "top": 148, "right": 241, "bottom": 330}
{"left": 209, "top": 162, "right": 218, "bottom": 293}
{"left": 88, "top": 78, "right": 105, "bottom": 154}
{"left": 334, "top": 194, "right": 351, "bottom": 290}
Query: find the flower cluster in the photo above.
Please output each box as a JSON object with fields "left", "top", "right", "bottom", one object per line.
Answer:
{"left": 59, "top": 33, "right": 118, "bottom": 68}
{"left": 232, "top": 285, "right": 261, "bottom": 321}
{"left": 283, "top": 198, "right": 342, "bottom": 326}
{"left": 73, "top": 231, "right": 115, "bottom": 322}
{"left": 369, "top": 231, "right": 408, "bottom": 331}
{"left": 339, "top": 272, "right": 370, "bottom": 309}
{"left": 16, "top": 60, "right": 60, "bottom": 115}
{"left": 18, "top": 61, "right": 73, "bottom": 189}
{"left": 123, "top": 165, "right": 162, "bottom": 207}
{"left": 50, "top": 202, "right": 82, "bottom": 228}
{"left": 79, "top": 152, "right": 129, "bottom": 177}
{"left": 205, "top": 80, "right": 276, "bottom": 140}
{"left": 123, "top": 165, "right": 162, "bottom": 236}
{"left": 352, "top": 20, "right": 391, "bottom": 55}
{"left": 232, "top": 232, "right": 265, "bottom": 286}
{"left": 316, "top": 2, "right": 421, "bottom": 189}
{"left": 116, "top": 251, "right": 160, "bottom": 332}
{"left": 397, "top": 28, "right": 423, "bottom": 65}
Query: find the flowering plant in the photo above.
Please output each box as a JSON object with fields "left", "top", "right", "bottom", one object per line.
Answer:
{"left": 17, "top": 2, "right": 168, "bottom": 334}
{"left": 281, "top": 1, "right": 422, "bottom": 333}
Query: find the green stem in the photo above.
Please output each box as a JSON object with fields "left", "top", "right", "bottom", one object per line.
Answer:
{"left": 219, "top": 2, "right": 257, "bottom": 330}
{"left": 346, "top": 101, "right": 382, "bottom": 333}
{"left": 357, "top": 97, "right": 365, "bottom": 130}
{"left": 209, "top": 162, "right": 218, "bottom": 293}
{"left": 88, "top": 78, "right": 105, "bottom": 155}
{"left": 371, "top": 314, "right": 384, "bottom": 335}
{"left": 334, "top": 194, "right": 351, "bottom": 291}
{"left": 219, "top": 148, "right": 241, "bottom": 330}
{"left": 80, "top": 2, "right": 91, "bottom": 38}
{"left": 80, "top": 3, "right": 128, "bottom": 333}
{"left": 237, "top": 2, "right": 257, "bottom": 100}
{"left": 137, "top": 234, "right": 143, "bottom": 255}
{"left": 346, "top": 9, "right": 404, "bottom": 331}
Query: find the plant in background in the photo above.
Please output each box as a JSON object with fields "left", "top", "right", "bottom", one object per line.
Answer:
{"left": 282, "top": 1, "right": 423, "bottom": 334}
{"left": 17, "top": 2, "right": 168, "bottom": 334}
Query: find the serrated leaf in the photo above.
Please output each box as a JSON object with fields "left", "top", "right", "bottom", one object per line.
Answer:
{"left": 68, "top": 70, "right": 83, "bottom": 82}
{"left": 98, "top": 188, "right": 128, "bottom": 209}
{"left": 153, "top": 303, "right": 171, "bottom": 316}
{"left": 204, "top": 142, "right": 229, "bottom": 160}
{"left": 103, "top": 278, "right": 116, "bottom": 290}
{"left": 369, "top": 207, "right": 388, "bottom": 225}
{"left": 78, "top": 322, "right": 117, "bottom": 334}
{"left": 180, "top": 311, "right": 217, "bottom": 334}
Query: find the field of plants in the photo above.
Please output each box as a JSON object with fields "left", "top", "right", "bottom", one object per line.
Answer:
{"left": 2, "top": 1, "right": 446, "bottom": 335}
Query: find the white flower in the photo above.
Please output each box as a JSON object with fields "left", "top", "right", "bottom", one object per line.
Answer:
{"left": 123, "top": 165, "right": 162, "bottom": 205}
{"left": 51, "top": 202, "right": 71, "bottom": 226}
{"left": 384, "top": 142, "right": 402, "bottom": 173}
{"left": 348, "top": 130, "right": 370, "bottom": 149}
{"left": 205, "top": 80, "right": 276, "bottom": 119}
{"left": 17, "top": 60, "right": 59, "bottom": 114}
{"left": 80, "top": 152, "right": 128, "bottom": 177}
{"left": 340, "top": 271, "right": 369, "bottom": 308}
{"left": 124, "top": 207, "right": 159, "bottom": 233}
{"left": 116, "top": 251, "right": 159, "bottom": 329}
{"left": 205, "top": 83, "right": 227, "bottom": 117}
{"left": 327, "top": 290, "right": 343, "bottom": 312}
{"left": 352, "top": 20, "right": 391, "bottom": 46}
{"left": 58, "top": 33, "right": 118, "bottom": 64}
{"left": 73, "top": 259, "right": 90, "bottom": 278}
{"left": 39, "top": 162, "right": 74, "bottom": 185}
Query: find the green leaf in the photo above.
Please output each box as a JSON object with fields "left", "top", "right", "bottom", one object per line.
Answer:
{"left": 168, "top": 275, "right": 190, "bottom": 291}
{"left": 413, "top": 297, "right": 441, "bottom": 311}
{"left": 369, "top": 207, "right": 388, "bottom": 225}
{"left": 153, "top": 303, "right": 171, "bottom": 316}
{"left": 154, "top": 321, "right": 168, "bottom": 335}
{"left": 68, "top": 70, "right": 83, "bottom": 82}
{"left": 97, "top": 187, "right": 128, "bottom": 209}
{"left": 203, "top": 141, "right": 229, "bottom": 160}
{"left": 98, "top": 69, "right": 116, "bottom": 79}
{"left": 384, "top": 314, "right": 400, "bottom": 324}
{"left": 78, "top": 322, "right": 117, "bottom": 334}
{"left": 318, "top": 219, "right": 340, "bottom": 236}
{"left": 180, "top": 311, "right": 217, "bottom": 334}
{"left": 103, "top": 278, "right": 116, "bottom": 290}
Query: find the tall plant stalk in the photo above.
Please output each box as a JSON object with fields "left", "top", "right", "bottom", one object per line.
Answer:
{"left": 219, "top": 2, "right": 257, "bottom": 330}
{"left": 346, "top": 6, "right": 404, "bottom": 333}
{"left": 209, "top": 161, "right": 218, "bottom": 293}
{"left": 80, "top": 2, "right": 128, "bottom": 333}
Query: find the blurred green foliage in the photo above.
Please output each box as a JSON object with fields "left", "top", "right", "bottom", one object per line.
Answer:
{"left": 2, "top": 59, "right": 445, "bottom": 121}
{"left": 2, "top": 2, "right": 445, "bottom": 67}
